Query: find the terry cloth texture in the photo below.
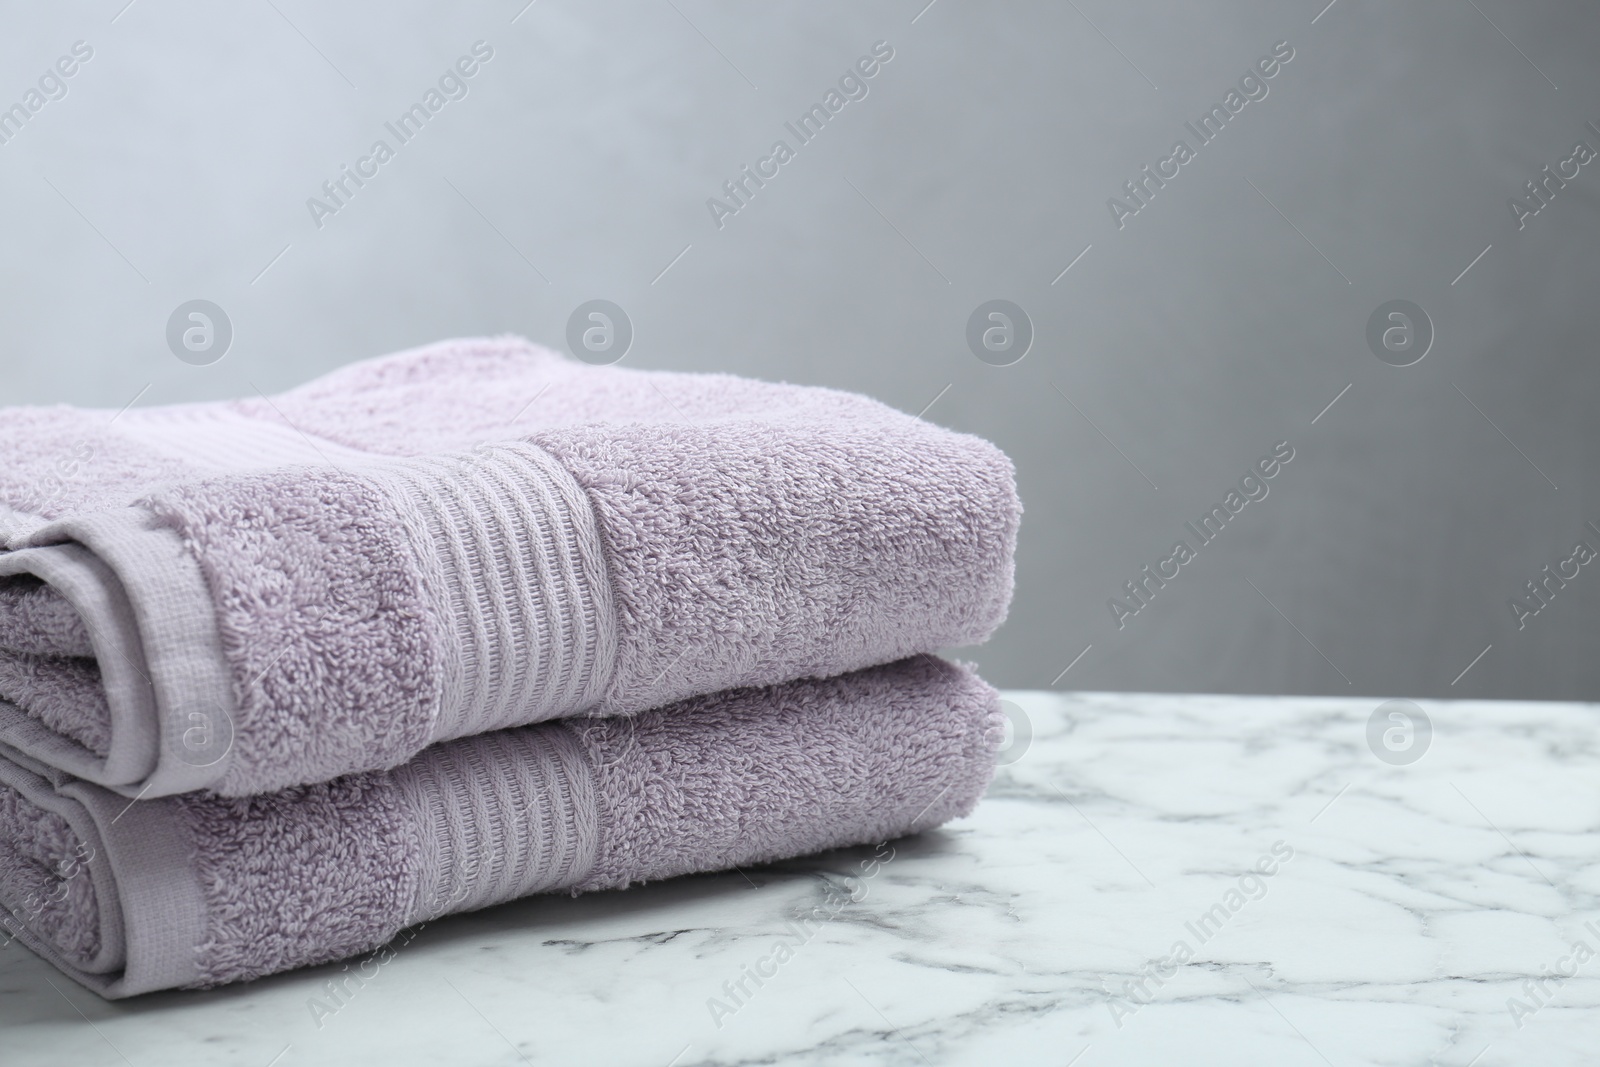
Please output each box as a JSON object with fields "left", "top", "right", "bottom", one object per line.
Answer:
{"left": 0, "top": 656, "right": 1001, "bottom": 997}
{"left": 0, "top": 337, "right": 1019, "bottom": 796}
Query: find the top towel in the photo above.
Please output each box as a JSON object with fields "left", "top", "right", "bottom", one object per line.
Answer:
{"left": 0, "top": 337, "right": 1019, "bottom": 797}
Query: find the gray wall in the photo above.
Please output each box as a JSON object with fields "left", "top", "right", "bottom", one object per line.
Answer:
{"left": 2, "top": 1, "right": 1597, "bottom": 699}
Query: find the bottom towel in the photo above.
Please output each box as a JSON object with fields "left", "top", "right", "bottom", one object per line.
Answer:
{"left": 0, "top": 655, "right": 999, "bottom": 997}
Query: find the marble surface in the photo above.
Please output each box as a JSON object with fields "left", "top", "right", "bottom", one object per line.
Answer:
{"left": 4, "top": 690, "right": 1599, "bottom": 1066}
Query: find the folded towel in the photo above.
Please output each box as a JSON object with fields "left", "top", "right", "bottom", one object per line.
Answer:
{"left": 0, "top": 655, "right": 1000, "bottom": 997}
{"left": 0, "top": 337, "right": 1019, "bottom": 796}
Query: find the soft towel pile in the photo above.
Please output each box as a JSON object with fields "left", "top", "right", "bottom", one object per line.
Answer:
{"left": 0, "top": 337, "right": 1019, "bottom": 996}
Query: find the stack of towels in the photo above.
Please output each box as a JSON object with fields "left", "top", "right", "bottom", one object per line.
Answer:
{"left": 0, "top": 337, "right": 1020, "bottom": 997}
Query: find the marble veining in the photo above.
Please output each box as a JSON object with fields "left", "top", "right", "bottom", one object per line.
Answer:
{"left": 3, "top": 690, "right": 1598, "bottom": 1065}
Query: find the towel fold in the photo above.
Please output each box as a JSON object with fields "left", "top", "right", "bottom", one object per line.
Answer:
{"left": 0, "top": 655, "right": 1000, "bottom": 997}
{"left": 0, "top": 336, "right": 1019, "bottom": 796}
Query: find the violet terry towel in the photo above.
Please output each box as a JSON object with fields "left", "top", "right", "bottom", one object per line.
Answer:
{"left": 0, "top": 336, "right": 1020, "bottom": 797}
{"left": 0, "top": 655, "right": 1000, "bottom": 997}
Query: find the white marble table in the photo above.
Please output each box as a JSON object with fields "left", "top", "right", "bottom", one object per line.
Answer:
{"left": 3, "top": 691, "right": 1598, "bottom": 1066}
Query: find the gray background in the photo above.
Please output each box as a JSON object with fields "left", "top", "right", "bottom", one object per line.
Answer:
{"left": 2, "top": 0, "right": 1596, "bottom": 699}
